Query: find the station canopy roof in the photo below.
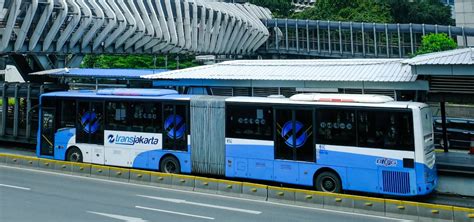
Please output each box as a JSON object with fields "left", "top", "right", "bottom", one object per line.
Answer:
{"left": 403, "top": 47, "right": 474, "bottom": 65}
{"left": 31, "top": 68, "right": 168, "bottom": 79}
{"left": 142, "top": 59, "right": 416, "bottom": 82}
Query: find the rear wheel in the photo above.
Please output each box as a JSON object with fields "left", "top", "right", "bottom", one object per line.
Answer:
{"left": 66, "top": 147, "right": 83, "bottom": 162}
{"left": 315, "top": 171, "right": 342, "bottom": 193}
{"left": 160, "top": 156, "right": 181, "bottom": 174}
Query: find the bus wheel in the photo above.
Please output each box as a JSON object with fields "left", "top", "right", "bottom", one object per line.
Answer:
{"left": 160, "top": 156, "right": 180, "bottom": 174}
{"left": 315, "top": 171, "right": 342, "bottom": 193}
{"left": 66, "top": 147, "right": 83, "bottom": 162}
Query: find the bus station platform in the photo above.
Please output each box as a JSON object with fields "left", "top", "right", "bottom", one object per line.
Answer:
{"left": 436, "top": 151, "right": 474, "bottom": 175}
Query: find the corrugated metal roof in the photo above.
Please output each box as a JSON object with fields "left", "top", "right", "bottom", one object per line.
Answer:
{"left": 142, "top": 59, "right": 416, "bottom": 82}
{"left": 404, "top": 48, "right": 474, "bottom": 65}
{"left": 31, "top": 68, "right": 168, "bottom": 79}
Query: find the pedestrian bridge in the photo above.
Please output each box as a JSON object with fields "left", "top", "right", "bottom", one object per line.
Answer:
{"left": 1, "top": 0, "right": 474, "bottom": 71}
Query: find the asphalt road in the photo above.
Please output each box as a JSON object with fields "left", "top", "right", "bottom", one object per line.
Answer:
{"left": 0, "top": 165, "right": 407, "bottom": 222}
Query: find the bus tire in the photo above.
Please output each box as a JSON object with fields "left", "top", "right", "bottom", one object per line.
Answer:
{"left": 66, "top": 147, "right": 83, "bottom": 162}
{"left": 315, "top": 171, "right": 342, "bottom": 193}
{"left": 160, "top": 155, "right": 181, "bottom": 174}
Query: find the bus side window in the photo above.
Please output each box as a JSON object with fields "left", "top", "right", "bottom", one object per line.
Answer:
{"left": 226, "top": 105, "right": 273, "bottom": 141}
{"left": 316, "top": 109, "right": 356, "bottom": 147}
{"left": 357, "top": 110, "right": 414, "bottom": 151}
{"left": 106, "top": 101, "right": 129, "bottom": 131}
{"left": 131, "top": 102, "right": 161, "bottom": 133}
{"left": 60, "top": 100, "right": 76, "bottom": 128}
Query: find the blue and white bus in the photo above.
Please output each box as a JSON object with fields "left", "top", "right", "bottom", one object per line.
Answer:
{"left": 37, "top": 89, "right": 436, "bottom": 196}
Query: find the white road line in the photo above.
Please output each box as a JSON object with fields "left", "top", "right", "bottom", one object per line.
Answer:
{"left": 87, "top": 211, "right": 148, "bottom": 222}
{"left": 135, "top": 206, "right": 214, "bottom": 220}
{"left": 137, "top": 194, "right": 262, "bottom": 214}
{"left": 0, "top": 183, "right": 31, "bottom": 191}
{"left": 0, "top": 165, "right": 407, "bottom": 221}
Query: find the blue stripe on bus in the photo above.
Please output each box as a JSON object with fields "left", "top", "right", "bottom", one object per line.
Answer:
{"left": 132, "top": 148, "right": 192, "bottom": 173}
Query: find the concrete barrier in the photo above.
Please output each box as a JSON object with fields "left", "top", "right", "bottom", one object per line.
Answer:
{"left": 150, "top": 172, "right": 173, "bottom": 187}
{"left": 38, "top": 158, "right": 55, "bottom": 170}
{"left": 21, "top": 156, "right": 39, "bottom": 168}
{"left": 385, "top": 199, "right": 419, "bottom": 221}
{"left": 90, "top": 165, "right": 110, "bottom": 178}
{"left": 53, "top": 160, "right": 73, "bottom": 173}
{"left": 267, "top": 186, "right": 296, "bottom": 204}
{"left": 294, "top": 189, "right": 324, "bottom": 207}
{"left": 242, "top": 182, "right": 267, "bottom": 200}
{"left": 418, "top": 202, "right": 454, "bottom": 222}
{"left": 171, "top": 174, "right": 195, "bottom": 190}
{"left": 71, "top": 162, "right": 91, "bottom": 175}
{"left": 0, "top": 154, "right": 6, "bottom": 164}
{"left": 322, "top": 193, "right": 354, "bottom": 212}
{"left": 5, "top": 154, "right": 23, "bottom": 166}
{"left": 130, "top": 169, "right": 151, "bottom": 184}
{"left": 109, "top": 166, "right": 130, "bottom": 181}
{"left": 194, "top": 177, "right": 219, "bottom": 194}
{"left": 352, "top": 195, "right": 385, "bottom": 216}
{"left": 453, "top": 206, "right": 474, "bottom": 222}
{"left": 217, "top": 180, "right": 242, "bottom": 196}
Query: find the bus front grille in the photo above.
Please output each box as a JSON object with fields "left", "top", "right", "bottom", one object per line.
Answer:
{"left": 382, "top": 171, "right": 410, "bottom": 194}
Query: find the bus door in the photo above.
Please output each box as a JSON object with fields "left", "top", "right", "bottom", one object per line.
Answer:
{"left": 274, "top": 108, "right": 315, "bottom": 184}
{"left": 163, "top": 103, "right": 188, "bottom": 151}
{"left": 77, "top": 101, "right": 104, "bottom": 164}
{"left": 40, "top": 107, "right": 56, "bottom": 156}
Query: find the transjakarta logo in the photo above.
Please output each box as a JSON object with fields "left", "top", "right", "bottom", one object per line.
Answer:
{"left": 375, "top": 158, "right": 398, "bottom": 167}
{"left": 107, "top": 134, "right": 159, "bottom": 146}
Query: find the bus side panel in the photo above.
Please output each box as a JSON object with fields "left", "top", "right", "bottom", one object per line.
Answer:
{"left": 414, "top": 163, "right": 437, "bottom": 195}
{"left": 225, "top": 140, "right": 274, "bottom": 180}
{"left": 53, "top": 128, "right": 76, "bottom": 161}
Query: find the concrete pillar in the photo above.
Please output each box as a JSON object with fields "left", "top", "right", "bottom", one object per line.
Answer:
{"left": 455, "top": 0, "right": 474, "bottom": 47}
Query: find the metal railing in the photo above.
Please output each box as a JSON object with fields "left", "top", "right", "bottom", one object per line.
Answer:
{"left": 260, "top": 18, "right": 474, "bottom": 58}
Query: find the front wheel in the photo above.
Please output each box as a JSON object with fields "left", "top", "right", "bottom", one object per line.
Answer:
{"left": 315, "top": 171, "right": 342, "bottom": 193}
{"left": 66, "top": 147, "right": 83, "bottom": 162}
{"left": 160, "top": 156, "right": 181, "bottom": 174}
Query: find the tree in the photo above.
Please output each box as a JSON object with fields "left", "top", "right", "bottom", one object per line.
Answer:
{"left": 80, "top": 54, "right": 198, "bottom": 70}
{"left": 384, "top": 0, "right": 454, "bottom": 25}
{"left": 415, "top": 33, "right": 457, "bottom": 55}
{"left": 291, "top": 0, "right": 393, "bottom": 23}
{"left": 248, "top": 0, "right": 293, "bottom": 18}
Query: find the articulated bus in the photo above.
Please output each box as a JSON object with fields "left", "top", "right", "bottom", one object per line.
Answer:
{"left": 37, "top": 89, "right": 436, "bottom": 196}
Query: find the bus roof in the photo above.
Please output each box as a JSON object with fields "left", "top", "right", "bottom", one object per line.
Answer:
{"left": 225, "top": 96, "right": 428, "bottom": 109}
{"left": 41, "top": 89, "right": 193, "bottom": 101}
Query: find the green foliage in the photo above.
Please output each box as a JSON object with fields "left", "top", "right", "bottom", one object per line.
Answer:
{"left": 384, "top": 0, "right": 454, "bottom": 25}
{"left": 0, "top": 98, "right": 16, "bottom": 106}
{"left": 415, "top": 33, "right": 457, "bottom": 55}
{"left": 249, "top": 0, "right": 293, "bottom": 18}
{"left": 291, "top": 0, "right": 393, "bottom": 23}
{"left": 81, "top": 54, "right": 198, "bottom": 70}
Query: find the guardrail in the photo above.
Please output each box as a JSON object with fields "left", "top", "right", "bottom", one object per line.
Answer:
{"left": 1, "top": 153, "right": 473, "bottom": 221}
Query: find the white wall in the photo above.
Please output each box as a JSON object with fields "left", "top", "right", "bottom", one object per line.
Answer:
{"left": 455, "top": 0, "right": 474, "bottom": 47}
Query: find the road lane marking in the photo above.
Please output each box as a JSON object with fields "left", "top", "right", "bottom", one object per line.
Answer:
{"left": 0, "top": 183, "right": 31, "bottom": 191}
{"left": 136, "top": 206, "right": 214, "bottom": 220}
{"left": 0, "top": 165, "right": 407, "bottom": 221}
{"left": 137, "top": 194, "right": 262, "bottom": 214}
{"left": 87, "top": 211, "right": 148, "bottom": 222}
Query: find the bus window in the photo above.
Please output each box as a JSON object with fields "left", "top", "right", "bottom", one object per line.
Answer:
{"left": 275, "top": 109, "right": 314, "bottom": 162}
{"left": 106, "top": 101, "right": 129, "bottom": 131}
{"left": 316, "top": 109, "right": 356, "bottom": 147}
{"left": 131, "top": 102, "right": 161, "bottom": 133}
{"left": 357, "top": 110, "right": 414, "bottom": 151}
{"left": 77, "top": 101, "right": 104, "bottom": 145}
{"left": 226, "top": 105, "right": 273, "bottom": 141}
{"left": 163, "top": 104, "right": 188, "bottom": 151}
{"left": 60, "top": 100, "right": 76, "bottom": 128}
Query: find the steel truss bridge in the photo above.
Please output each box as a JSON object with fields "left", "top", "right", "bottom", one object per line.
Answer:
{"left": 1, "top": 0, "right": 474, "bottom": 74}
